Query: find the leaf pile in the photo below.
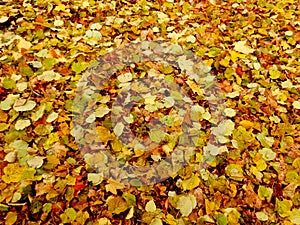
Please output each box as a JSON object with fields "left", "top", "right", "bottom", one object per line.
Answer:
{"left": 0, "top": 0, "right": 300, "bottom": 224}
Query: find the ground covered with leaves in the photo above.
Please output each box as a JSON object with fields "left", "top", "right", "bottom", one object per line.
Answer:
{"left": 0, "top": 0, "right": 300, "bottom": 224}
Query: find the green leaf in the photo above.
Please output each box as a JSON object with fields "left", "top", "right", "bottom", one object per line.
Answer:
{"left": 72, "top": 62, "right": 87, "bottom": 74}
{"left": 42, "top": 58, "right": 57, "bottom": 69}
{"left": 3, "top": 78, "right": 16, "bottom": 89}
{"left": 258, "top": 185, "right": 273, "bottom": 201}
{"left": 122, "top": 193, "right": 136, "bottom": 207}
{"left": 208, "top": 47, "right": 222, "bottom": 57}
{"left": 285, "top": 171, "right": 299, "bottom": 183}
{"left": 20, "top": 64, "right": 34, "bottom": 77}
{"left": 61, "top": 208, "right": 77, "bottom": 223}
{"left": 149, "top": 129, "right": 165, "bottom": 143}
{"left": 275, "top": 198, "right": 292, "bottom": 218}
{"left": 215, "top": 213, "right": 228, "bottom": 225}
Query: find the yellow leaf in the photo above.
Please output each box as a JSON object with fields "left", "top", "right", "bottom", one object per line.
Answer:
{"left": 220, "top": 58, "right": 230, "bottom": 67}
{"left": 17, "top": 38, "right": 32, "bottom": 51}
{"left": 269, "top": 70, "right": 281, "bottom": 79}
{"left": 233, "top": 41, "right": 255, "bottom": 54}
{"left": 145, "top": 200, "right": 156, "bottom": 212}
{"left": 95, "top": 218, "right": 112, "bottom": 225}
{"left": 181, "top": 175, "right": 200, "bottom": 191}
{"left": 186, "top": 79, "right": 203, "bottom": 96}
{"left": 239, "top": 120, "right": 254, "bottom": 129}
{"left": 107, "top": 196, "right": 129, "bottom": 214}
{"left": 96, "top": 126, "right": 114, "bottom": 143}
{"left": 2, "top": 164, "right": 24, "bottom": 183}
{"left": 105, "top": 180, "right": 125, "bottom": 195}
{"left": 228, "top": 50, "right": 245, "bottom": 62}
{"left": 165, "top": 214, "right": 177, "bottom": 225}
{"left": 125, "top": 207, "right": 134, "bottom": 219}
{"left": 5, "top": 212, "right": 17, "bottom": 225}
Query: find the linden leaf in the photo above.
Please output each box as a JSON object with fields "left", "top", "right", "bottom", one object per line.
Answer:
{"left": 269, "top": 69, "right": 281, "bottom": 79}
{"left": 37, "top": 70, "right": 62, "bottom": 81}
{"left": 224, "top": 108, "right": 236, "bottom": 117}
{"left": 72, "top": 62, "right": 87, "bottom": 74}
{"left": 61, "top": 208, "right": 77, "bottom": 223}
{"left": 258, "top": 185, "right": 273, "bottom": 201}
{"left": 95, "top": 218, "right": 112, "bottom": 225}
{"left": 15, "top": 119, "right": 31, "bottom": 130}
{"left": 215, "top": 213, "right": 228, "bottom": 225}
{"left": 289, "top": 208, "right": 300, "bottom": 224}
{"left": 4, "top": 151, "right": 16, "bottom": 163}
{"left": 256, "top": 212, "right": 269, "bottom": 221}
{"left": 107, "top": 196, "right": 128, "bottom": 214}
{"left": 118, "top": 73, "right": 132, "bottom": 83}
{"left": 0, "top": 16, "right": 9, "bottom": 23}
{"left": 5, "top": 212, "right": 18, "bottom": 225}
{"left": 96, "top": 126, "right": 114, "bottom": 143}
{"left": 46, "top": 112, "right": 59, "bottom": 123}
{"left": 3, "top": 78, "right": 16, "bottom": 89}
{"left": 113, "top": 122, "right": 124, "bottom": 137}
{"left": 13, "top": 100, "right": 36, "bottom": 112}
{"left": 150, "top": 218, "right": 163, "bottom": 225}
{"left": 95, "top": 105, "right": 110, "bottom": 118}
{"left": 42, "top": 58, "right": 57, "bottom": 70}
{"left": 0, "top": 94, "right": 19, "bottom": 110}
{"left": 275, "top": 198, "right": 292, "bottom": 218}
{"left": 31, "top": 104, "right": 46, "bottom": 121}
{"left": 228, "top": 50, "right": 245, "bottom": 62}
{"left": 186, "top": 35, "right": 196, "bottom": 43}
{"left": 176, "top": 194, "right": 197, "bottom": 217}
{"left": 122, "top": 193, "right": 136, "bottom": 207}
{"left": 233, "top": 41, "right": 255, "bottom": 54}
{"left": 181, "top": 174, "right": 200, "bottom": 191}
{"left": 0, "top": 123, "right": 9, "bottom": 132}
{"left": 145, "top": 200, "right": 156, "bottom": 212}
{"left": 19, "top": 64, "right": 34, "bottom": 77}
{"left": 125, "top": 207, "right": 134, "bottom": 220}
{"left": 2, "top": 163, "right": 23, "bottom": 183}
{"left": 105, "top": 180, "right": 124, "bottom": 195}
{"left": 54, "top": 19, "right": 64, "bottom": 27}
{"left": 149, "top": 129, "right": 165, "bottom": 143}
{"left": 292, "top": 101, "right": 300, "bottom": 109}
{"left": 27, "top": 156, "right": 44, "bottom": 168}
{"left": 87, "top": 173, "right": 103, "bottom": 185}
{"left": 225, "top": 164, "right": 244, "bottom": 181}
{"left": 17, "top": 38, "right": 32, "bottom": 51}
{"left": 258, "top": 148, "right": 276, "bottom": 161}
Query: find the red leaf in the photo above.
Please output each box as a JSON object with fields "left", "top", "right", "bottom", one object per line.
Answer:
{"left": 235, "top": 67, "right": 244, "bottom": 76}
{"left": 74, "top": 182, "right": 85, "bottom": 191}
